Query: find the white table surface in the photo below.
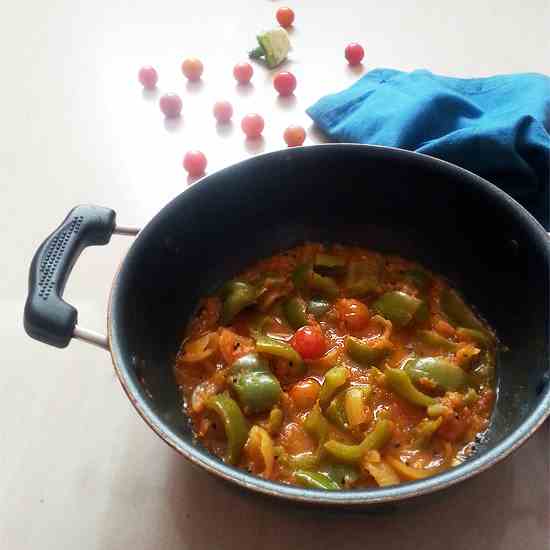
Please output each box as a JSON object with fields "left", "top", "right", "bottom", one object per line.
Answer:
{"left": 1, "top": 1, "right": 549, "bottom": 548}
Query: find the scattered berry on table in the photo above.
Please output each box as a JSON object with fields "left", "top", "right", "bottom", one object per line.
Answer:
{"left": 241, "top": 113, "right": 265, "bottom": 138}
{"left": 273, "top": 71, "right": 296, "bottom": 96}
{"left": 183, "top": 150, "right": 207, "bottom": 176}
{"left": 233, "top": 62, "right": 254, "bottom": 84}
{"left": 276, "top": 7, "right": 295, "bottom": 28}
{"left": 181, "top": 57, "right": 204, "bottom": 81}
{"left": 138, "top": 66, "right": 158, "bottom": 89}
{"left": 345, "top": 42, "right": 364, "bottom": 66}
{"left": 213, "top": 101, "right": 233, "bottom": 123}
{"left": 283, "top": 125, "right": 306, "bottom": 147}
{"left": 159, "top": 93, "right": 182, "bottom": 118}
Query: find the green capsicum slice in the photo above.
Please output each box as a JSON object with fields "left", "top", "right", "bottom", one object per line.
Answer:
{"left": 345, "top": 257, "right": 382, "bottom": 296}
{"left": 255, "top": 334, "right": 304, "bottom": 371}
{"left": 307, "top": 298, "right": 331, "bottom": 319}
{"left": 345, "top": 336, "right": 391, "bottom": 366}
{"left": 283, "top": 296, "right": 308, "bottom": 329}
{"left": 310, "top": 271, "right": 339, "bottom": 298}
{"left": 220, "top": 281, "right": 259, "bottom": 324}
{"left": 323, "top": 419, "right": 394, "bottom": 463}
{"left": 440, "top": 288, "right": 489, "bottom": 335}
{"left": 384, "top": 367, "right": 436, "bottom": 407}
{"left": 294, "top": 470, "right": 341, "bottom": 491}
{"left": 314, "top": 253, "right": 347, "bottom": 276}
{"left": 417, "top": 330, "right": 458, "bottom": 351}
{"left": 326, "top": 391, "right": 348, "bottom": 430}
{"left": 318, "top": 366, "right": 349, "bottom": 408}
{"left": 372, "top": 291, "right": 424, "bottom": 327}
{"left": 205, "top": 393, "right": 249, "bottom": 465}
{"left": 229, "top": 353, "right": 282, "bottom": 414}
{"left": 456, "top": 327, "right": 493, "bottom": 347}
{"left": 403, "top": 356, "right": 467, "bottom": 392}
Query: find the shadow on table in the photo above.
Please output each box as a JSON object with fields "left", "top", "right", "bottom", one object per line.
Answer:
{"left": 166, "top": 423, "right": 548, "bottom": 550}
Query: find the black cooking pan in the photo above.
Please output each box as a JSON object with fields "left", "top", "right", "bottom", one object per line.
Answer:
{"left": 24, "top": 144, "right": 550, "bottom": 506}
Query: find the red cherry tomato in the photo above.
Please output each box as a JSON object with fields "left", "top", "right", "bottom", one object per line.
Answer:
{"left": 283, "top": 125, "right": 306, "bottom": 147}
{"left": 183, "top": 150, "right": 207, "bottom": 176}
{"left": 213, "top": 101, "right": 233, "bottom": 123}
{"left": 291, "top": 325, "right": 327, "bottom": 360}
{"left": 335, "top": 298, "right": 369, "bottom": 331}
{"left": 273, "top": 71, "right": 297, "bottom": 96}
{"left": 233, "top": 62, "right": 253, "bottom": 84}
{"left": 241, "top": 113, "right": 264, "bottom": 138}
{"left": 345, "top": 43, "right": 365, "bottom": 66}
{"left": 276, "top": 7, "right": 295, "bottom": 28}
{"left": 181, "top": 57, "right": 204, "bottom": 81}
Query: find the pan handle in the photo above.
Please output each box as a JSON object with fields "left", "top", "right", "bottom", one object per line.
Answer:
{"left": 23, "top": 205, "right": 139, "bottom": 350}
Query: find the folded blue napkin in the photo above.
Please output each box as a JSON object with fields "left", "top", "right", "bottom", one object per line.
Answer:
{"left": 307, "top": 68, "right": 550, "bottom": 228}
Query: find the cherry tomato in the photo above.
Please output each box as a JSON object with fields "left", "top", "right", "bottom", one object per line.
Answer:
{"left": 181, "top": 57, "right": 204, "bottom": 81}
{"left": 233, "top": 62, "right": 253, "bottom": 84}
{"left": 241, "top": 113, "right": 264, "bottom": 138}
{"left": 283, "top": 125, "right": 306, "bottom": 147}
{"left": 289, "top": 379, "right": 321, "bottom": 411}
{"left": 159, "top": 93, "right": 182, "bottom": 118}
{"left": 335, "top": 298, "right": 369, "bottom": 331}
{"left": 138, "top": 66, "right": 158, "bottom": 89}
{"left": 291, "top": 325, "right": 327, "bottom": 360}
{"left": 345, "top": 42, "right": 365, "bottom": 66}
{"left": 276, "top": 7, "right": 295, "bottom": 28}
{"left": 213, "top": 100, "right": 233, "bottom": 123}
{"left": 273, "top": 71, "right": 297, "bottom": 96}
{"left": 183, "top": 150, "right": 207, "bottom": 176}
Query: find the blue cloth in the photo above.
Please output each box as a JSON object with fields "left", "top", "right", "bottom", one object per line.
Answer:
{"left": 307, "top": 68, "right": 550, "bottom": 227}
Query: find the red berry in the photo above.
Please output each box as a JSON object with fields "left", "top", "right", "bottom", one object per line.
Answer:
{"left": 183, "top": 150, "right": 207, "bottom": 177}
{"left": 283, "top": 125, "right": 306, "bottom": 147}
{"left": 138, "top": 66, "right": 158, "bottom": 89}
{"left": 181, "top": 57, "right": 203, "bottom": 81}
{"left": 213, "top": 101, "right": 233, "bottom": 123}
{"left": 233, "top": 62, "right": 253, "bottom": 84}
{"left": 276, "top": 7, "right": 295, "bottom": 28}
{"left": 345, "top": 43, "right": 364, "bottom": 66}
{"left": 273, "top": 71, "right": 297, "bottom": 97}
{"left": 241, "top": 114, "right": 264, "bottom": 138}
{"left": 291, "top": 325, "right": 327, "bottom": 360}
{"left": 159, "top": 93, "right": 182, "bottom": 118}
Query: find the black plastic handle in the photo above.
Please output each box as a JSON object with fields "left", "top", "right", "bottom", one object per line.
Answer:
{"left": 24, "top": 205, "right": 116, "bottom": 348}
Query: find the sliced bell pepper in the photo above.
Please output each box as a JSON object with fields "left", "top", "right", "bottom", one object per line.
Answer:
{"left": 345, "top": 336, "right": 391, "bottom": 366}
{"left": 456, "top": 327, "right": 493, "bottom": 347}
{"left": 372, "top": 291, "right": 424, "bottom": 327}
{"left": 307, "top": 298, "right": 331, "bottom": 319}
{"left": 314, "top": 253, "right": 347, "bottom": 276}
{"left": 229, "top": 353, "right": 282, "bottom": 414}
{"left": 318, "top": 366, "right": 349, "bottom": 408}
{"left": 384, "top": 367, "right": 436, "bottom": 407}
{"left": 417, "top": 330, "right": 458, "bottom": 351}
{"left": 386, "top": 456, "right": 444, "bottom": 480}
{"left": 326, "top": 391, "right": 348, "bottom": 430}
{"left": 403, "top": 356, "right": 467, "bottom": 392}
{"left": 254, "top": 334, "right": 303, "bottom": 371}
{"left": 283, "top": 296, "right": 308, "bottom": 329}
{"left": 413, "top": 417, "right": 443, "bottom": 447}
{"left": 440, "top": 288, "right": 489, "bottom": 335}
{"left": 345, "top": 257, "right": 382, "bottom": 296}
{"left": 323, "top": 419, "right": 394, "bottom": 463}
{"left": 294, "top": 470, "right": 341, "bottom": 491}
{"left": 205, "top": 393, "right": 249, "bottom": 465}
{"left": 220, "top": 281, "right": 259, "bottom": 325}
